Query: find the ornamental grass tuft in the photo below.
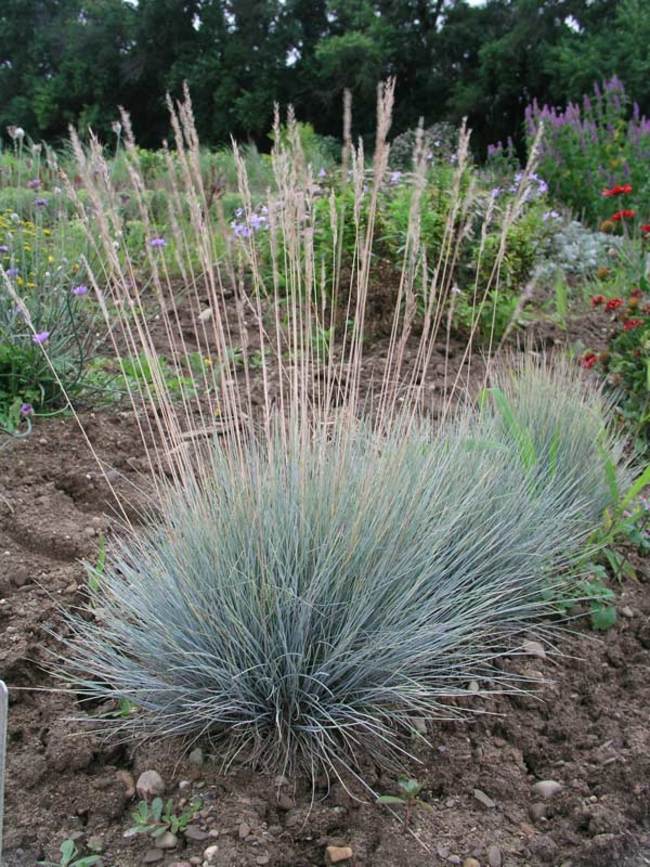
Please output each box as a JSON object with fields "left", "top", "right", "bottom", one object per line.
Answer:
{"left": 60, "top": 358, "right": 624, "bottom": 776}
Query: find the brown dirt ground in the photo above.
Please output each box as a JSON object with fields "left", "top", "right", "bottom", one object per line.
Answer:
{"left": 2, "top": 300, "right": 648, "bottom": 867}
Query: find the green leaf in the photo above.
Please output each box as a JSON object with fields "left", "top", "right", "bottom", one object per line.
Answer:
{"left": 376, "top": 795, "right": 406, "bottom": 805}
{"left": 151, "top": 797, "right": 163, "bottom": 822}
{"left": 590, "top": 604, "right": 617, "bottom": 631}
{"left": 489, "top": 387, "right": 537, "bottom": 472}
{"left": 398, "top": 777, "right": 422, "bottom": 797}
{"left": 621, "top": 463, "right": 650, "bottom": 511}
{"left": 60, "top": 840, "right": 77, "bottom": 866}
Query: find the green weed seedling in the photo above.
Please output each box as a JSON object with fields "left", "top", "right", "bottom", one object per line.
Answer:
{"left": 377, "top": 777, "right": 432, "bottom": 831}
{"left": 127, "top": 796, "right": 202, "bottom": 840}
{"left": 38, "top": 838, "right": 102, "bottom": 867}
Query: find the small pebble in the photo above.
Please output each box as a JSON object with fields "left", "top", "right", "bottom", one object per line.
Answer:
{"left": 620, "top": 606, "right": 634, "bottom": 618}
{"left": 143, "top": 851, "right": 164, "bottom": 864}
{"left": 532, "top": 780, "right": 562, "bottom": 800}
{"left": 189, "top": 747, "right": 204, "bottom": 767}
{"left": 156, "top": 831, "right": 178, "bottom": 849}
{"left": 136, "top": 770, "right": 165, "bottom": 800}
{"left": 448, "top": 857, "right": 461, "bottom": 865}
{"left": 463, "top": 859, "right": 480, "bottom": 867}
{"left": 410, "top": 717, "right": 427, "bottom": 735}
{"left": 238, "top": 822, "right": 251, "bottom": 840}
{"left": 529, "top": 803, "right": 548, "bottom": 822}
{"left": 185, "top": 825, "right": 209, "bottom": 842}
{"left": 203, "top": 845, "right": 219, "bottom": 863}
{"left": 326, "top": 845, "right": 353, "bottom": 864}
{"left": 179, "top": 780, "right": 192, "bottom": 792}
{"left": 116, "top": 770, "right": 136, "bottom": 799}
{"left": 487, "top": 845, "right": 502, "bottom": 867}
{"left": 522, "top": 639, "right": 546, "bottom": 659}
{"left": 276, "top": 792, "right": 294, "bottom": 810}
{"left": 473, "top": 788, "right": 495, "bottom": 809}
{"left": 256, "top": 857, "right": 270, "bottom": 866}
{"left": 87, "top": 835, "right": 104, "bottom": 853}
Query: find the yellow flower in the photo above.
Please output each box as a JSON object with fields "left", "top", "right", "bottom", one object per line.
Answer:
{"left": 47, "top": 255, "right": 54, "bottom": 263}
{"left": 203, "top": 356, "right": 212, "bottom": 366}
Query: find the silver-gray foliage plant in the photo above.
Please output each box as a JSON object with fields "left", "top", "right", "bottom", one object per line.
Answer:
{"left": 60, "top": 360, "right": 625, "bottom": 777}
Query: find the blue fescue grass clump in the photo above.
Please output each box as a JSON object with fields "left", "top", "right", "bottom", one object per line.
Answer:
{"left": 60, "top": 361, "right": 624, "bottom": 776}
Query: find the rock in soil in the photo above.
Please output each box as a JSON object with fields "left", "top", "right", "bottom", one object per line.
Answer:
{"left": 142, "top": 851, "right": 164, "bottom": 864}
{"left": 156, "top": 830, "right": 178, "bottom": 849}
{"left": 473, "top": 788, "right": 495, "bottom": 809}
{"left": 185, "top": 824, "right": 210, "bottom": 841}
{"left": 532, "top": 779, "right": 562, "bottom": 800}
{"left": 325, "top": 844, "right": 353, "bottom": 863}
{"left": 486, "top": 845, "right": 502, "bottom": 867}
{"left": 136, "top": 770, "right": 165, "bottom": 800}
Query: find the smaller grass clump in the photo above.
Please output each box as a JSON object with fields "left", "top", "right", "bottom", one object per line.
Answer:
{"left": 59, "top": 359, "right": 624, "bottom": 778}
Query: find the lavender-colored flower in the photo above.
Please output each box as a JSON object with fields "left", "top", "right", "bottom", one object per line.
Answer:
{"left": 32, "top": 331, "right": 49, "bottom": 345}
{"left": 542, "top": 210, "right": 561, "bottom": 222}
{"left": 72, "top": 284, "right": 89, "bottom": 296}
{"left": 20, "top": 403, "right": 33, "bottom": 416}
{"left": 5, "top": 267, "right": 19, "bottom": 278}
{"left": 490, "top": 187, "right": 502, "bottom": 199}
{"left": 318, "top": 168, "right": 327, "bottom": 178}
{"left": 27, "top": 178, "right": 41, "bottom": 190}
{"left": 0, "top": 245, "right": 8, "bottom": 254}
{"left": 34, "top": 197, "right": 48, "bottom": 208}
{"left": 388, "top": 170, "right": 402, "bottom": 185}
{"left": 231, "top": 221, "right": 251, "bottom": 239}
{"left": 148, "top": 237, "right": 166, "bottom": 248}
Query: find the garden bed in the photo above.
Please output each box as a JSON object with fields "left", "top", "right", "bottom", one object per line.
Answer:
{"left": 1, "top": 334, "right": 649, "bottom": 867}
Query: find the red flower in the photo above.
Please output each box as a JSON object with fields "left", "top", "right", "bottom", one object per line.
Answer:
{"left": 580, "top": 352, "right": 598, "bottom": 369}
{"left": 641, "top": 224, "right": 650, "bottom": 236}
{"left": 605, "top": 297, "right": 624, "bottom": 310}
{"left": 623, "top": 318, "right": 643, "bottom": 331}
{"left": 602, "top": 183, "right": 633, "bottom": 197}
{"left": 611, "top": 209, "right": 636, "bottom": 221}
{"left": 591, "top": 294, "right": 607, "bottom": 307}
{"left": 630, "top": 288, "right": 642, "bottom": 298}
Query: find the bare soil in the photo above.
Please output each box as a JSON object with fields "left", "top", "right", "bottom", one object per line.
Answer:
{"left": 1, "top": 301, "right": 648, "bottom": 867}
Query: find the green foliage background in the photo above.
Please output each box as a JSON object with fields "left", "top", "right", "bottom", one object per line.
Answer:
{"left": 1, "top": 0, "right": 649, "bottom": 154}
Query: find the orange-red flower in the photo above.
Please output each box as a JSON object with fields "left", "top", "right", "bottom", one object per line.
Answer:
{"left": 623, "top": 318, "right": 643, "bottom": 331}
{"left": 602, "top": 183, "right": 633, "bottom": 197}
{"left": 641, "top": 224, "right": 650, "bottom": 236}
{"left": 611, "top": 209, "right": 636, "bottom": 221}
{"left": 630, "top": 288, "right": 643, "bottom": 298}
{"left": 591, "top": 294, "right": 607, "bottom": 307}
{"left": 605, "top": 297, "right": 624, "bottom": 310}
{"left": 580, "top": 352, "right": 598, "bottom": 369}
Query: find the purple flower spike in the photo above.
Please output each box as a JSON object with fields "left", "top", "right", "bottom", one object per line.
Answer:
{"left": 34, "top": 198, "right": 48, "bottom": 207}
{"left": 148, "top": 237, "right": 166, "bottom": 248}
{"left": 27, "top": 178, "right": 41, "bottom": 190}
{"left": 0, "top": 245, "right": 8, "bottom": 254}
{"left": 6, "top": 267, "right": 19, "bottom": 278}
{"left": 20, "top": 403, "right": 33, "bottom": 416}
{"left": 32, "top": 331, "right": 49, "bottom": 345}
{"left": 72, "top": 284, "right": 89, "bottom": 296}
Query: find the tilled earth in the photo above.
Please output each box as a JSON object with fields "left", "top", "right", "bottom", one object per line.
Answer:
{"left": 1, "top": 307, "right": 649, "bottom": 867}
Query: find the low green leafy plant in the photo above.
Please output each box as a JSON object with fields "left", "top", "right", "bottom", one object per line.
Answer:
{"left": 377, "top": 777, "right": 432, "bottom": 830}
{"left": 126, "top": 797, "right": 202, "bottom": 840}
{"left": 38, "top": 839, "right": 102, "bottom": 867}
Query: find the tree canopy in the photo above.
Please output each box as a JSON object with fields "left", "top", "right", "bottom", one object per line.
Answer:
{"left": 1, "top": 0, "right": 648, "bottom": 153}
